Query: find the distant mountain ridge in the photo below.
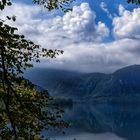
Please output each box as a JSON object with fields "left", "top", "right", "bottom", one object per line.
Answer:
{"left": 25, "top": 65, "right": 140, "bottom": 101}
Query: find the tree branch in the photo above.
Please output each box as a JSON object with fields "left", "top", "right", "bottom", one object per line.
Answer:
{"left": 0, "top": 43, "right": 18, "bottom": 140}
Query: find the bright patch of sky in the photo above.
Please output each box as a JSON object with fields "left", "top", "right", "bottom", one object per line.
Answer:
{"left": 3, "top": 0, "right": 140, "bottom": 73}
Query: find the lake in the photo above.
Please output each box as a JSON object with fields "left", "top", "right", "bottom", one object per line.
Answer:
{"left": 47, "top": 101, "right": 140, "bottom": 140}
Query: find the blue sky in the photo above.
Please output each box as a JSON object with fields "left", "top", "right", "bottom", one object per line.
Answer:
{"left": 2, "top": 0, "right": 140, "bottom": 73}
{"left": 15, "top": 0, "right": 138, "bottom": 33}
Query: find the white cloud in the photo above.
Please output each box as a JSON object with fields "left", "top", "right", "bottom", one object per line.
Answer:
{"left": 1, "top": 2, "right": 140, "bottom": 73}
{"left": 113, "top": 5, "right": 140, "bottom": 39}
{"left": 62, "top": 3, "right": 109, "bottom": 41}
{"left": 100, "top": 2, "right": 113, "bottom": 19}
{"left": 41, "top": 38, "right": 140, "bottom": 73}
{"left": 0, "top": 2, "right": 109, "bottom": 43}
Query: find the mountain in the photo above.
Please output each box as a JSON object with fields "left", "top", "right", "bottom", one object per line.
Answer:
{"left": 24, "top": 65, "right": 140, "bottom": 101}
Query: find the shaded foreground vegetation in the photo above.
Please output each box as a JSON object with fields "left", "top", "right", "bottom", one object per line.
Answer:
{"left": 0, "top": 0, "right": 70, "bottom": 139}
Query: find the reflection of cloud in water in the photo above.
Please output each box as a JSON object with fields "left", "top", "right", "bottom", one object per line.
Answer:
{"left": 51, "top": 132, "right": 126, "bottom": 140}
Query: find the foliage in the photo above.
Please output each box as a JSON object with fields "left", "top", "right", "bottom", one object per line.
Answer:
{"left": 0, "top": 0, "right": 70, "bottom": 140}
{"left": 127, "top": 0, "right": 140, "bottom": 4}
{"left": 33, "top": 0, "right": 75, "bottom": 12}
{"left": 0, "top": 79, "right": 68, "bottom": 140}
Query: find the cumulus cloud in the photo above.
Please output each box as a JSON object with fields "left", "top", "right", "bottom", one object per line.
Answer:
{"left": 100, "top": 2, "right": 113, "bottom": 19}
{"left": 113, "top": 5, "right": 140, "bottom": 39}
{"left": 62, "top": 3, "right": 109, "bottom": 41}
{"left": 1, "top": 2, "right": 140, "bottom": 73}
{"left": 0, "top": 2, "right": 109, "bottom": 43}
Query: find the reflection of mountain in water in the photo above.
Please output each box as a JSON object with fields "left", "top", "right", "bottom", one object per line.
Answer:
{"left": 62, "top": 102, "right": 140, "bottom": 140}
{"left": 51, "top": 133, "right": 125, "bottom": 140}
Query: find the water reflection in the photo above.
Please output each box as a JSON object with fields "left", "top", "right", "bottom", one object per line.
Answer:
{"left": 51, "top": 132, "right": 126, "bottom": 140}
{"left": 49, "top": 101, "right": 140, "bottom": 140}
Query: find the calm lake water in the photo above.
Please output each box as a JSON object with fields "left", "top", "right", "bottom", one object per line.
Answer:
{"left": 47, "top": 101, "right": 140, "bottom": 140}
